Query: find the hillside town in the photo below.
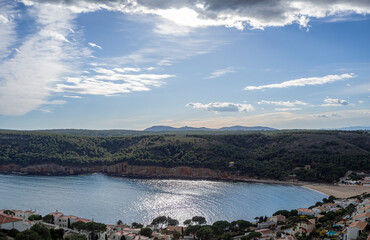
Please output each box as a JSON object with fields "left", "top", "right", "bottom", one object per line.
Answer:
{"left": 1, "top": 193, "right": 369, "bottom": 240}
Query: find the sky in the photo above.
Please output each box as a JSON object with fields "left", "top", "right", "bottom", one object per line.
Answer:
{"left": 0, "top": 0, "right": 369, "bottom": 130}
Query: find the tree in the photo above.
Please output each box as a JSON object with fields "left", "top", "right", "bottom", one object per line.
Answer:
{"left": 3, "top": 210, "right": 15, "bottom": 215}
{"left": 231, "top": 220, "right": 252, "bottom": 230}
{"left": 15, "top": 230, "right": 40, "bottom": 240}
{"left": 131, "top": 222, "right": 143, "bottom": 228}
{"left": 50, "top": 229, "right": 64, "bottom": 240}
{"left": 9, "top": 229, "right": 20, "bottom": 238}
{"left": 167, "top": 217, "right": 179, "bottom": 226}
{"left": 140, "top": 228, "right": 153, "bottom": 237}
{"left": 196, "top": 226, "right": 214, "bottom": 240}
{"left": 185, "top": 225, "right": 202, "bottom": 236}
{"left": 85, "top": 222, "right": 107, "bottom": 240}
{"left": 64, "top": 234, "right": 87, "bottom": 240}
{"left": 183, "top": 219, "right": 191, "bottom": 226}
{"left": 117, "top": 220, "right": 123, "bottom": 225}
{"left": 212, "top": 221, "right": 231, "bottom": 235}
{"left": 71, "top": 221, "right": 86, "bottom": 231}
{"left": 273, "top": 210, "right": 290, "bottom": 218}
{"left": 31, "top": 224, "right": 52, "bottom": 240}
{"left": 42, "top": 215, "right": 54, "bottom": 224}
{"left": 218, "top": 233, "right": 232, "bottom": 240}
{"left": 172, "top": 230, "right": 180, "bottom": 240}
{"left": 29, "top": 215, "right": 42, "bottom": 221}
{"left": 151, "top": 216, "right": 167, "bottom": 227}
{"left": 192, "top": 216, "right": 206, "bottom": 225}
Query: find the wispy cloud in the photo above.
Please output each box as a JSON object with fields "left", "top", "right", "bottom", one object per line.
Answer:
{"left": 244, "top": 73, "right": 354, "bottom": 90}
{"left": 321, "top": 97, "right": 349, "bottom": 107}
{"left": 0, "top": 3, "right": 88, "bottom": 116}
{"left": 186, "top": 102, "right": 254, "bottom": 113}
{"left": 206, "top": 67, "right": 235, "bottom": 79}
{"left": 0, "top": 1, "right": 17, "bottom": 60}
{"left": 258, "top": 100, "right": 308, "bottom": 107}
{"left": 88, "top": 42, "right": 102, "bottom": 49}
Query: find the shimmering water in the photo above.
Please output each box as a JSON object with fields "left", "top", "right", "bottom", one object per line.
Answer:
{"left": 0, "top": 174, "right": 326, "bottom": 225}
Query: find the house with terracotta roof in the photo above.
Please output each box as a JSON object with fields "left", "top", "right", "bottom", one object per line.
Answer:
{"left": 322, "top": 203, "right": 339, "bottom": 210}
{"left": 278, "top": 235, "right": 297, "bottom": 240}
{"left": 293, "top": 219, "right": 315, "bottom": 236}
{"left": 343, "top": 221, "right": 368, "bottom": 240}
{"left": 352, "top": 212, "right": 370, "bottom": 222}
{"left": 357, "top": 205, "right": 370, "bottom": 214}
{"left": 297, "top": 208, "right": 315, "bottom": 216}
{"left": 335, "top": 198, "right": 358, "bottom": 208}
{"left": 312, "top": 206, "right": 327, "bottom": 215}
{"left": 268, "top": 214, "right": 286, "bottom": 223}
{"left": 0, "top": 213, "right": 27, "bottom": 232}
{"left": 255, "top": 228, "right": 273, "bottom": 237}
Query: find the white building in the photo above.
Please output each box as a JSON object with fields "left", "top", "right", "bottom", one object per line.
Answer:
{"left": 297, "top": 208, "right": 315, "bottom": 216}
{"left": 343, "top": 221, "right": 368, "bottom": 240}
{"left": 0, "top": 213, "right": 27, "bottom": 232}
{"left": 352, "top": 212, "right": 370, "bottom": 222}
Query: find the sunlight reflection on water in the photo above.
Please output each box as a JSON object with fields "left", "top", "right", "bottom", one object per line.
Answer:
{"left": 0, "top": 174, "right": 326, "bottom": 224}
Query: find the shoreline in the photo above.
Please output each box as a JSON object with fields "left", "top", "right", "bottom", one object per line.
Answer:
{"left": 2, "top": 171, "right": 368, "bottom": 198}
{"left": 301, "top": 183, "right": 369, "bottom": 198}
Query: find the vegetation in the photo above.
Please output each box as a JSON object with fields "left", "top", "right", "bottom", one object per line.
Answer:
{"left": 29, "top": 214, "right": 42, "bottom": 221}
{"left": 70, "top": 221, "right": 106, "bottom": 239}
{"left": 1, "top": 130, "right": 369, "bottom": 182}
{"left": 139, "top": 228, "right": 153, "bottom": 237}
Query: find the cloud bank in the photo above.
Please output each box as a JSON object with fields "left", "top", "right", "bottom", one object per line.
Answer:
{"left": 20, "top": 0, "right": 370, "bottom": 33}
{"left": 186, "top": 102, "right": 255, "bottom": 113}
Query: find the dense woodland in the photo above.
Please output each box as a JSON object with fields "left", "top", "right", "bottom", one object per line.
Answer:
{"left": 0, "top": 130, "right": 369, "bottom": 182}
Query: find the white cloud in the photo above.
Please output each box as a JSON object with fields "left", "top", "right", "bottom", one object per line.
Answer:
{"left": 113, "top": 67, "right": 141, "bottom": 73}
{"left": 186, "top": 102, "right": 255, "bottom": 113}
{"left": 275, "top": 108, "right": 302, "bottom": 111}
{"left": 313, "top": 113, "right": 341, "bottom": 118}
{"left": 322, "top": 97, "right": 349, "bottom": 107}
{"left": 206, "top": 67, "right": 235, "bottom": 79}
{"left": 258, "top": 100, "right": 308, "bottom": 107}
{"left": 88, "top": 42, "right": 102, "bottom": 49}
{"left": 19, "top": 0, "right": 370, "bottom": 35}
{"left": 244, "top": 73, "right": 354, "bottom": 90}
{"left": 63, "top": 95, "right": 82, "bottom": 99}
{"left": 54, "top": 67, "right": 174, "bottom": 96}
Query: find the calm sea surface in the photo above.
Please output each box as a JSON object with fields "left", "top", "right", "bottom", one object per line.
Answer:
{"left": 0, "top": 174, "right": 326, "bottom": 225}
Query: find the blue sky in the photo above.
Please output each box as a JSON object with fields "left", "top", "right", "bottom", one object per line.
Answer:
{"left": 0, "top": 0, "right": 369, "bottom": 130}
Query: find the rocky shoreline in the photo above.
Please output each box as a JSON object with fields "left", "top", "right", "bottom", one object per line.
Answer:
{"left": 0, "top": 162, "right": 300, "bottom": 184}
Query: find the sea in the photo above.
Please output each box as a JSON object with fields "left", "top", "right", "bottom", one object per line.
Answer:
{"left": 0, "top": 173, "right": 326, "bottom": 225}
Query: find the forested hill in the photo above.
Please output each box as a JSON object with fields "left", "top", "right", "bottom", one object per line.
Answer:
{"left": 0, "top": 130, "right": 369, "bottom": 182}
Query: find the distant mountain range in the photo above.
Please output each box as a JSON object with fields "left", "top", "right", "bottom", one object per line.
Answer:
{"left": 337, "top": 126, "right": 370, "bottom": 131}
{"left": 144, "top": 125, "right": 277, "bottom": 131}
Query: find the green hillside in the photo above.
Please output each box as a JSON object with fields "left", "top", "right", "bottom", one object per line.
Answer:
{"left": 0, "top": 130, "right": 369, "bottom": 182}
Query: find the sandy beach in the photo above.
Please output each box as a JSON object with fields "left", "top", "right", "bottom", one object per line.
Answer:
{"left": 302, "top": 184, "right": 369, "bottom": 198}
